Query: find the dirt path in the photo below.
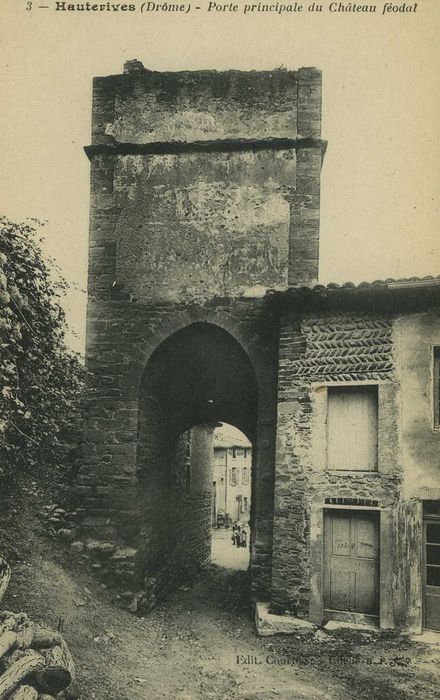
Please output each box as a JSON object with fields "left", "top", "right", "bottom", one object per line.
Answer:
{"left": 4, "top": 549, "right": 440, "bottom": 699}
{"left": 1, "top": 494, "right": 439, "bottom": 699}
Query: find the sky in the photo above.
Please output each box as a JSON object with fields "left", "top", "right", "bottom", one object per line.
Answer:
{"left": 1, "top": 1, "right": 439, "bottom": 353}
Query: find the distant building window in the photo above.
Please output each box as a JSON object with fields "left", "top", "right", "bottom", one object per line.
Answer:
{"left": 185, "top": 464, "right": 191, "bottom": 494}
{"left": 244, "top": 448, "right": 249, "bottom": 459}
{"left": 232, "top": 447, "right": 237, "bottom": 458}
{"left": 242, "top": 467, "right": 249, "bottom": 484}
{"left": 230, "top": 467, "right": 238, "bottom": 485}
{"left": 434, "top": 348, "right": 440, "bottom": 428}
{"left": 243, "top": 497, "right": 248, "bottom": 511}
{"left": 327, "top": 385, "right": 378, "bottom": 471}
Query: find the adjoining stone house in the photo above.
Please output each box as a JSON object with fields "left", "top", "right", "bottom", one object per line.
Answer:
{"left": 77, "top": 59, "right": 440, "bottom": 632}
{"left": 267, "top": 280, "right": 440, "bottom": 632}
{"left": 212, "top": 425, "right": 252, "bottom": 525}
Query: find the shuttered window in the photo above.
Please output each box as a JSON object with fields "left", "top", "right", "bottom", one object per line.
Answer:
{"left": 327, "top": 386, "right": 378, "bottom": 471}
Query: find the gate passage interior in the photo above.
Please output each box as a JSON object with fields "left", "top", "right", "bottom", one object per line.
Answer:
{"left": 136, "top": 322, "right": 259, "bottom": 592}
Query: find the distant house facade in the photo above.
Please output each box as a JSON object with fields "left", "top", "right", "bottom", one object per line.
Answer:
{"left": 212, "top": 426, "right": 252, "bottom": 525}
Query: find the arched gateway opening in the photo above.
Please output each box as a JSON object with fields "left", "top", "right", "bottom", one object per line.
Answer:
{"left": 136, "top": 322, "right": 258, "bottom": 606}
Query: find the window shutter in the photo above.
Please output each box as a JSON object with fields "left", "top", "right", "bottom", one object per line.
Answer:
{"left": 327, "top": 386, "right": 378, "bottom": 471}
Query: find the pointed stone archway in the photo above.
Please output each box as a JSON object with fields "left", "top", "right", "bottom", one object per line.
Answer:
{"left": 135, "top": 322, "right": 258, "bottom": 607}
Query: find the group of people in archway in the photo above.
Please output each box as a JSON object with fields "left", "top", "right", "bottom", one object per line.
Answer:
{"left": 231, "top": 522, "right": 247, "bottom": 548}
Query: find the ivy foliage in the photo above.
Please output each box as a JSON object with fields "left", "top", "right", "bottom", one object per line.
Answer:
{"left": 0, "top": 216, "right": 85, "bottom": 483}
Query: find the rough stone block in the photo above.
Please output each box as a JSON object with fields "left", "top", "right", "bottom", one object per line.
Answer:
{"left": 254, "top": 602, "right": 316, "bottom": 637}
{"left": 71, "top": 540, "right": 85, "bottom": 554}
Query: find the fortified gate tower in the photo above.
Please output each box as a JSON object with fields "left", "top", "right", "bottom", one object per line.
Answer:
{"left": 79, "top": 60, "right": 324, "bottom": 611}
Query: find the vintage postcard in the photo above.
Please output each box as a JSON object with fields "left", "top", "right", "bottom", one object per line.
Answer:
{"left": 0, "top": 1, "right": 439, "bottom": 698}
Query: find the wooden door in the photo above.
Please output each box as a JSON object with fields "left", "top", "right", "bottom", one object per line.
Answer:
{"left": 324, "top": 510, "right": 380, "bottom": 620}
{"left": 424, "top": 519, "right": 440, "bottom": 630}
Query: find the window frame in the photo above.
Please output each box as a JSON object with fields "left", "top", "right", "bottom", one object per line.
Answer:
{"left": 434, "top": 347, "right": 440, "bottom": 430}
{"left": 326, "top": 384, "right": 379, "bottom": 473}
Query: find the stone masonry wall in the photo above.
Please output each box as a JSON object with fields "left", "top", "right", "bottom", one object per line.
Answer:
{"left": 91, "top": 65, "right": 320, "bottom": 145}
{"left": 271, "top": 310, "right": 402, "bottom": 616}
{"left": 180, "top": 426, "right": 214, "bottom": 575}
{"left": 138, "top": 426, "right": 213, "bottom": 611}
{"left": 77, "top": 299, "right": 279, "bottom": 608}
{"left": 113, "top": 150, "right": 292, "bottom": 302}
{"left": 87, "top": 64, "right": 324, "bottom": 304}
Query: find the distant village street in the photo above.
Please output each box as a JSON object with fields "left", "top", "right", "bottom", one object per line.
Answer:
{"left": 211, "top": 529, "right": 249, "bottom": 571}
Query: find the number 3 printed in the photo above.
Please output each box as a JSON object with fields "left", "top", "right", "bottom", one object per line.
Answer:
{"left": 26, "top": 1, "right": 32, "bottom": 10}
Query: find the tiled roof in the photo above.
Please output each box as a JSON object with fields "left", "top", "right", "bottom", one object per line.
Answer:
{"left": 268, "top": 275, "right": 440, "bottom": 297}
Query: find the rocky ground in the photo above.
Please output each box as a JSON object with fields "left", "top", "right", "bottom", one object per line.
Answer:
{"left": 1, "top": 488, "right": 439, "bottom": 699}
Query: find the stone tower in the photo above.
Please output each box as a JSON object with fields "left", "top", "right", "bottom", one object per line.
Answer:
{"left": 79, "top": 61, "right": 325, "bottom": 610}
